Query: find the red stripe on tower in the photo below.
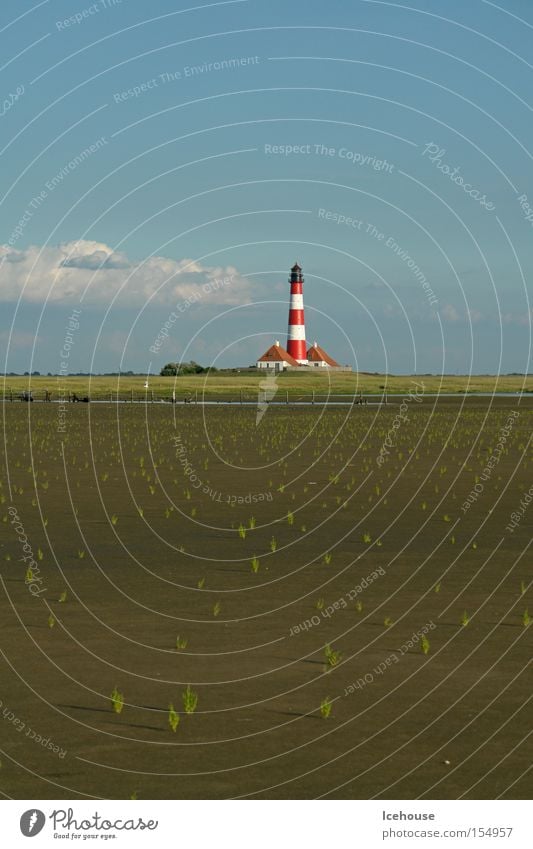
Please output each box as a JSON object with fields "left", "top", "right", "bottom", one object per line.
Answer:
{"left": 286, "top": 262, "right": 308, "bottom": 364}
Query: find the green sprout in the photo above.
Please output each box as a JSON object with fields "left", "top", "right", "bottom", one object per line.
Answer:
{"left": 324, "top": 644, "right": 342, "bottom": 668}
{"left": 320, "top": 697, "right": 333, "bottom": 719}
{"left": 111, "top": 687, "right": 124, "bottom": 714}
{"left": 168, "top": 703, "right": 180, "bottom": 732}
{"left": 182, "top": 684, "right": 198, "bottom": 715}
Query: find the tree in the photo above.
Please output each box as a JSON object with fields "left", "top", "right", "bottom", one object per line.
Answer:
{"left": 160, "top": 361, "right": 213, "bottom": 376}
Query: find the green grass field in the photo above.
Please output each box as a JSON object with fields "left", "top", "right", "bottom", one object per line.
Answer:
{"left": 2, "top": 372, "right": 531, "bottom": 400}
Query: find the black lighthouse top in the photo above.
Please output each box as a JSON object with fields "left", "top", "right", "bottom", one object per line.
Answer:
{"left": 289, "top": 262, "right": 304, "bottom": 283}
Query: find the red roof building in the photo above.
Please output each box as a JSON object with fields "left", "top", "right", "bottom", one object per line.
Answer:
{"left": 306, "top": 341, "right": 340, "bottom": 368}
{"left": 257, "top": 340, "right": 300, "bottom": 370}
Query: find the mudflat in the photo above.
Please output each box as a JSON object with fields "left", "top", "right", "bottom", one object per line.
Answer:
{"left": 1, "top": 398, "right": 531, "bottom": 799}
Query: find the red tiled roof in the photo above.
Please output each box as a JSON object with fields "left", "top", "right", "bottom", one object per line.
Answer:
{"left": 307, "top": 343, "right": 340, "bottom": 367}
{"left": 258, "top": 344, "right": 300, "bottom": 366}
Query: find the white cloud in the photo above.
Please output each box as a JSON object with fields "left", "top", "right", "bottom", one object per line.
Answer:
{"left": 0, "top": 240, "right": 254, "bottom": 308}
{"left": 441, "top": 303, "right": 461, "bottom": 322}
{"left": 0, "top": 330, "right": 40, "bottom": 349}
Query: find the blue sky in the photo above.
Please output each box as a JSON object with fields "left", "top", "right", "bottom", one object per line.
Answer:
{"left": 1, "top": 0, "right": 532, "bottom": 374}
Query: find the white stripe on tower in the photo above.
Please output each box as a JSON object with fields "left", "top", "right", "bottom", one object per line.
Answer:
{"left": 288, "top": 325, "right": 306, "bottom": 340}
{"left": 286, "top": 262, "right": 308, "bottom": 364}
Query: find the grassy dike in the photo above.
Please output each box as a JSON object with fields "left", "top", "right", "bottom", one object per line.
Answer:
{"left": 1, "top": 372, "right": 531, "bottom": 399}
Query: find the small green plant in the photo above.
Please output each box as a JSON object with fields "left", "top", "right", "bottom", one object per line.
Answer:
{"left": 37, "top": 548, "right": 44, "bottom": 561}
{"left": 250, "top": 556, "right": 260, "bottom": 573}
{"left": 58, "top": 590, "right": 67, "bottom": 603}
{"left": 460, "top": 610, "right": 470, "bottom": 627}
{"left": 384, "top": 617, "right": 393, "bottom": 627}
{"left": 197, "top": 577, "right": 205, "bottom": 589}
{"left": 320, "top": 696, "right": 333, "bottom": 719}
{"left": 421, "top": 635, "right": 430, "bottom": 655}
{"left": 323, "top": 552, "right": 332, "bottom": 565}
{"left": 238, "top": 523, "right": 246, "bottom": 539}
{"left": 316, "top": 598, "right": 324, "bottom": 610}
{"left": 176, "top": 635, "right": 188, "bottom": 650}
{"left": 300, "top": 525, "right": 307, "bottom": 532}
{"left": 248, "top": 516, "right": 256, "bottom": 529}
{"left": 520, "top": 580, "right": 526, "bottom": 595}
{"left": 111, "top": 686, "right": 124, "bottom": 714}
{"left": 443, "top": 514, "right": 451, "bottom": 522}
{"left": 138, "top": 507, "right": 144, "bottom": 518}
{"left": 355, "top": 599, "right": 363, "bottom": 613}
{"left": 168, "top": 703, "right": 180, "bottom": 732}
{"left": 182, "top": 684, "right": 198, "bottom": 714}
{"left": 324, "top": 644, "right": 342, "bottom": 668}
{"left": 25, "top": 566, "right": 34, "bottom": 582}
{"left": 47, "top": 613, "right": 55, "bottom": 629}
{"left": 286, "top": 511, "right": 294, "bottom": 526}
{"left": 111, "top": 514, "right": 118, "bottom": 525}
{"left": 522, "top": 609, "right": 531, "bottom": 627}
{"left": 434, "top": 582, "right": 441, "bottom": 593}
{"left": 362, "top": 532, "right": 371, "bottom": 544}
{"left": 270, "top": 536, "right": 277, "bottom": 552}
{"left": 78, "top": 549, "right": 85, "bottom": 559}
{"left": 213, "top": 601, "right": 221, "bottom": 617}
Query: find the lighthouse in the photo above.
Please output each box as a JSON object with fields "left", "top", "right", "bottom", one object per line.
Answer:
{"left": 286, "top": 262, "right": 308, "bottom": 364}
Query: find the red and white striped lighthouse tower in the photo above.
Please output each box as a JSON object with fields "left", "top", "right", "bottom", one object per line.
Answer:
{"left": 286, "top": 262, "right": 308, "bottom": 364}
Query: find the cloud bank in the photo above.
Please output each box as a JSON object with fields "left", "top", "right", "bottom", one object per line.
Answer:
{"left": 0, "top": 240, "right": 253, "bottom": 308}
